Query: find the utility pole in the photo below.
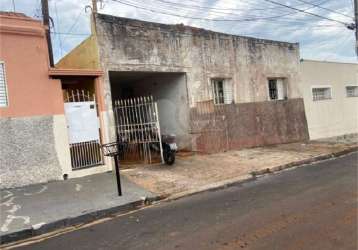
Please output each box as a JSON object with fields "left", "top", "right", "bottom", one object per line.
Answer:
{"left": 41, "top": 0, "right": 54, "bottom": 67}
{"left": 11, "top": 0, "right": 16, "bottom": 12}
{"left": 92, "top": 0, "right": 98, "bottom": 13}
{"left": 355, "top": 0, "right": 358, "bottom": 57}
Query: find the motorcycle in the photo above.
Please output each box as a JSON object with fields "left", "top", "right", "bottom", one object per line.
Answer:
{"left": 160, "top": 134, "right": 177, "bottom": 165}
{"left": 117, "top": 132, "right": 177, "bottom": 165}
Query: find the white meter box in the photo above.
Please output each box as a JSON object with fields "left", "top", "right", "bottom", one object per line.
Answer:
{"left": 64, "top": 101, "right": 100, "bottom": 144}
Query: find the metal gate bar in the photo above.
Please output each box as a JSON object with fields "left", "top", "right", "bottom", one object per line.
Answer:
{"left": 113, "top": 96, "right": 163, "bottom": 165}
{"left": 70, "top": 140, "right": 102, "bottom": 170}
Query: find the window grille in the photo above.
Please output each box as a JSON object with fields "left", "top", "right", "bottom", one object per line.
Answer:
{"left": 312, "top": 87, "right": 332, "bottom": 101}
{"left": 213, "top": 80, "right": 224, "bottom": 104}
{"left": 211, "top": 79, "right": 233, "bottom": 105}
{"left": 346, "top": 86, "right": 358, "bottom": 97}
{"left": 268, "top": 78, "right": 287, "bottom": 100}
{"left": 0, "top": 62, "right": 8, "bottom": 107}
{"left": 268, "top": 79, "right": 278, "bottom": 100}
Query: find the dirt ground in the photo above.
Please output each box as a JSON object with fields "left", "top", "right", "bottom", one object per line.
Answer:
{"left": 122, "top": 138, "right": 357, "bottom": 196}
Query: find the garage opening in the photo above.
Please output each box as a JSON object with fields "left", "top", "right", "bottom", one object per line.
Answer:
{"left": 109, "top": 71, "right": 190, "bottom": 164}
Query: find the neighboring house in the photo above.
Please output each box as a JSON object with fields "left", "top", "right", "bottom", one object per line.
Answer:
{"left": 300, "top": 59, "right": 358, "bottom": 140}
{"left": 0, "top": 12, "right": 66, "bottom": 188}
{"left": 57, "top": 13, "right": 309, "bottom": 154}
{"left": 0, "top": 12, "right": 110, "bottom": 189}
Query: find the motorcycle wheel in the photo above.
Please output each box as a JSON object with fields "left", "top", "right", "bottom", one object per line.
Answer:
{"left": 164, "top": 150, "right": 175, "bottom": 165}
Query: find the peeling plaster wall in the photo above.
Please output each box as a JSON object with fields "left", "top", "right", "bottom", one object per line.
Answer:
{"left": 94, "top": 14, "right": 303, "bottom": 146}
{"left": 190, "top": 99, "right": 309, "bottom": 153}
{"left": 0, "top": 116, "right": 63, "bottom": 189}
{"left": 95, "top": 14, "right": 300, "bottom": 107}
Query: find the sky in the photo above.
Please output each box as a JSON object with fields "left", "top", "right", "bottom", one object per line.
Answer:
{"left": 0, "top": 0, "right": 356, "bottom": 63}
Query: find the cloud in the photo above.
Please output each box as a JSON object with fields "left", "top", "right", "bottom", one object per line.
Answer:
{"left": 0, "top": 0, "right": 356, "bottom": 63}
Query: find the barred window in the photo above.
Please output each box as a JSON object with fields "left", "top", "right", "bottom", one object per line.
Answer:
{"left": 312, "top": 87, "right": 332, "bottom": 101}
{"left": 211, "top": 79, "right": 233, "bottom": 105}
{"left": 268, "top": 78, "right": 287, "bottom": 100}
{"left": 0, "top": 62, "right": 8, "bottom": 107}
{"left": 346, "top": 86, "right": 358, "bottom": 97}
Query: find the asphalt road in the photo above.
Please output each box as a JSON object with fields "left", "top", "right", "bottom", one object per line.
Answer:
{"left": 15, "top": 152, "right": 358, "bottom": 250}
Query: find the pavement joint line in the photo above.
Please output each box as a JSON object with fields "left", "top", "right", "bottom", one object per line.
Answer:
{"left": 1, "top": 146, "right": 357, "bottom": 247}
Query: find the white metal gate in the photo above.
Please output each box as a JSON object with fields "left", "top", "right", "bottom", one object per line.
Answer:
{"left": 64, "top": 90, "right": 103, "bottom": 170}
{"left": 113, "top": 96, "right": 163, "bottom": 164}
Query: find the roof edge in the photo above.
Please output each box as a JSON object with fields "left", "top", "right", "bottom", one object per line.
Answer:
{"left": 95, "top": 13, "right": 299, "bottom": 47}
{"left": 300, "top": 58, "right": 358, "bottom": 65}
{"left": 49, "top": 68, "right": 103, "bottom": 77}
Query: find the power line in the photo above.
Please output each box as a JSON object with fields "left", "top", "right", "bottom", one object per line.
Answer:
{"left": 11, "top": 0, "right": 16, "bottom": 12}
{"left": 110, "top": 0, "right": 333, "bottom": 22}
{"left": 351, "top": 0, "right": 355, "bottom": 12}
{"left": 50, "top": 22, "right": 346, "bottom": 37}
{"left": 151, "top": 0, "right": 323, "bottom": 12}
{"left": 146, "top": 0, "right": 340, "bottom": 24}
{"left": 148, "top": 0, "right": 330, "bottom": 19}
{"left": 66, "top": 8, "right": 84, "bottom": 34}
{"left": 294, "top": 0, "right": 353, "bottom": 19}
{"left": 326, "top": 32, "right": 354, "bottom": 60}
{"left": 110, "top": 0, "right": 286, "bottom": 21}
{"left": 263, "top": 0, "right": 351, "bottom": 26}
{"left": 150, "top": 0, "right": 288, "bottom": 17}
{"left": 53, "top": 0, "right": 64, "bottom": 57}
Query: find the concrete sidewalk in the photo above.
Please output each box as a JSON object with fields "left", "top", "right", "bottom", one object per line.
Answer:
{"left": 0, "top": 172, "right": 157, "bottom": 244}
{"left": 123, "top": 140, "right": 358, "bottom": 198}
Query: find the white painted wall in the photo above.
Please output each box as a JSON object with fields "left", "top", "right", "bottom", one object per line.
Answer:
{"left": 134, "top": 74, "right": 190, "bottom": 147}
{"left": 300, "top": 60, "right": 358, "bottom": 139}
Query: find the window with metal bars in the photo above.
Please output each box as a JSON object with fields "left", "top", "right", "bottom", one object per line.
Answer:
{"left": 346, "top": 86, "right": 358, "bottom": 97}
{"left": 268, "top": 78, "right": 287, "bottom": 100}
{"left": 211, "top": 79, "right": 233, "bottom": 105}
{"left": 312, "top": 87, "right": 332, "bottom": 101}
{"left": 0, "top": 62, "right": 8, "bottom": 107}
{"left": 268, "top": 79, "right": 278, "bottom": 100}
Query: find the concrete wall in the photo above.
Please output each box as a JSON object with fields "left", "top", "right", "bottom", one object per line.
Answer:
{"left": 94, "top": 14, "right": 302, "bottom": 145}
{"left": 300, "top": 60, "right": 358, "bottom": 139}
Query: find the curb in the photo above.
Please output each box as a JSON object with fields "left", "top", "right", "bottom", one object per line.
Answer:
{"left": 251, "top": 146, "right": 358, "bottom": 176}
{"left": 0, "top": 195, "right": 163, "bottom": 246}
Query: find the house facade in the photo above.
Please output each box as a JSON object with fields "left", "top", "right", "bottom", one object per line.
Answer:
{"left": 300, "top": 59, "right": 358, "bottom": 139}
{"left": 0, "top": 12, "right": 111, "bottom": 189}
{"left": 58, "top": 14, "right": 309, "bottom": 154}
{"left": 0, "top": 12, "right": 68, "bottom": 188}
